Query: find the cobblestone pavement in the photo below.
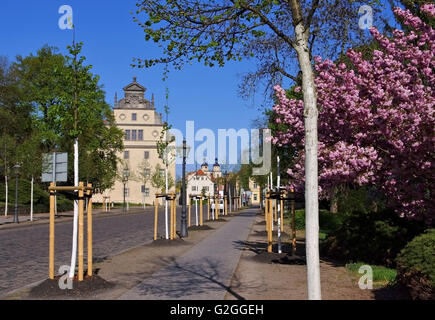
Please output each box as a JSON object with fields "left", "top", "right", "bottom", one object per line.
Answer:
{"left": 0, "top": 205, "right": 206, "bottom": 298}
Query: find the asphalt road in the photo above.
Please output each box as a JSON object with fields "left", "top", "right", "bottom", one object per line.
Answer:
{"left": 0, "top": 205, "right": 210, "bottom": 298}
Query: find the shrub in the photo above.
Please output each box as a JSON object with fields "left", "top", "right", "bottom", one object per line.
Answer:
{"left": 321, "top": 208, "right": 425, "bottom": 267}
{"left": 395, "top": 229, "right": 435, "bottom": 300}
{"left": 285, "top": 209, "right": 342, "bottom": 235}
{"left": 294, "top": 209, "right": 305, "bottom": 230}
{"left": 0, "top": 180, "right": 73, "bottom": 213}
{"left": 336, "top": 186, "right": 387, "bottom": 216}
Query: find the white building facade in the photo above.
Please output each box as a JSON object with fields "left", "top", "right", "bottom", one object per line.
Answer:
{"left": 93, "top": 77, "right": 176, "bottom": 205}
{"left": 186, "top": 159, "right": 222, "bottom": 197}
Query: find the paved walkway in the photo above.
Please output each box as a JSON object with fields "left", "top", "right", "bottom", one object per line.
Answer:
{"left": 120, "top": 208, "right": 257, "bottom": 300}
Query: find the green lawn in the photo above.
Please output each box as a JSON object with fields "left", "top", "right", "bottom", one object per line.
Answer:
{"left": 346, "top": 262, "right": 397, "bottom": 287}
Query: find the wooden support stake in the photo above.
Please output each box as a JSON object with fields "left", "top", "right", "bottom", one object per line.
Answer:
{"left": 224, "top": 197, "right": 227, "bottom": 216}
{"left": 200, "top": 197, "right": 203, "bottom": 226}
{"left": 280, "top": 199, "right": 284, "bottom": 233}
{"left": 207, "top": 198, "right": 210, "bottom": 221}
{"left": 49, "top": 182, "right": 55, "bottom": 280}
{"left": 172, "top": 199, "right": 177, "bottom": 239}
{"left": 291, "top": 199, "right": 296, "bottom": 256}
{"left": 87, "top": 183, "right": 93, "bottom": 277}
{"left": 154, "top": 199, "right": 158, "bottom": 240}
{"left": 215, "top": 196, "right": 219, "bottom": 219}
{"left": 172, "top": 198, "right": 176, "bottom": 238}
{"left": 265, "top": 196, "right": 269, "bottom": 230}
{"left": 267, "top": 198, "right": 272, "bottom": 253}
{"left": 78, "top": 182, "right": 84, "bottom": 281}
{"left": 169, "top": 199, "right": 173, "bottom": 240}
{"left": 265, "top": 197, "right": 269, "bottom": 232}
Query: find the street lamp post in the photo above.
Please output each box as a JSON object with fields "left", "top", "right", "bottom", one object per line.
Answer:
{"left": 122, "top": 167, "right": 130, "bottom": 213}
{"left": 13, "top": 163, "right": 21, "bottom": 223}
{"left": 223, "top": 171, "right": 228, "bottom": 196}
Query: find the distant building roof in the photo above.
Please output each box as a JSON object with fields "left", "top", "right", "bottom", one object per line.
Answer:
{"left": 115, "top": 77, "right": 155, "bottom": 110}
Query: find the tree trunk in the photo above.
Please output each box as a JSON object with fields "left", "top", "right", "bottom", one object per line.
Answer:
{"left": 330, "top": 196, "right": 338, "bottom": 214}
{"left": 30, "top": 175, "right": 34, "bottom": 221}
{"left": 372, "top": 201, "right": 378, "bottom": 213}
{"left": 165, "top": 166, "right": 169, "bottom": 239}
{"left": 291, "top": 0, "right": 322, "bottom": 300}
{"left": 69, "top": 138, "right": 79, "bottom": 279}
{"left": 4, "top": 175, "right": 8, "bottom": 216}
{"left": 259, "top": 183, "right": 264, "bottom": 210}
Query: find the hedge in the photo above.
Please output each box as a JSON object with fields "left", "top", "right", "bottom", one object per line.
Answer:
{"left": 396, "top": 229, "right": 435, "bottom": 300}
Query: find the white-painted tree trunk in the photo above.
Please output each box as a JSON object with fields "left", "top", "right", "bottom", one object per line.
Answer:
{"left": 30, "top": 176, "right": 34, "bottom": 221}
{"left": 277, "top": 156, "right": 282, "bottom": 254}
{"left": 4, "top": 175, "right": 8, "bottom": 216}
{"left": 270, "top": 172, "right": 274, "bottom": 231}
{"left": 294, "top": 21, "right": 321, "bottom": 300}
{"left": 69, "top": 139, "right": 79, "bottom": 279}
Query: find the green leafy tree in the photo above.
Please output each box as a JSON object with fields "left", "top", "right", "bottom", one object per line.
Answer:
{"left": 151, "top": 164, "right": 174, "bottom": 192}
{"left": 0, "top": 56, "right": 33, "bottom": 215}
{"left": 137, "top": 159, "right": 152, "bottom": 206}
{"left": 13, "top": 44, "right": 124, "bottom": 192}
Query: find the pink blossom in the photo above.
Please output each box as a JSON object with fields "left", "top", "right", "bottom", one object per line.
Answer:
{"left": 272, "top": 7, "right": 434, "bottom": 224}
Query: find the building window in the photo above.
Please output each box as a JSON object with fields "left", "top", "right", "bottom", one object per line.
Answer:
{"left": 159, "top": 169, "right": 165, "bottom": 177}
{"left": 204, "top": 186, "right": 209, "bottom": 191}
{"left": 132, "top": 113, "right": 137, "bottom": 121}
{"left": 254, "top": 194, "right": 258, "bottom": 201}
{"left": 144, "top": 169, "right": 151, "bottom": 178}
{"left": 192, "top": 186, "right": 197, "bottom": 192}
{"left": 144, "top": 151, "right": 149, "bottom": 159}
{"left": 124, "top": 188, "right": 129, "bottom": 197}
{"left": 138, "top": 130, "right": 143, "bottom": 141}
{"left": 125, "top": 130, "right": 131, "bottom": 141}
{"left": 132, "top": 130, "right": 137, "bottom": 141}
{"left": 124, "top": 151, "right": 129, "bottom": 159}
{"left": 254, "top": 183, "right": 258, "bottom": 189}
{"left": 141, "top": 186, "right": 150, "bottom": 196}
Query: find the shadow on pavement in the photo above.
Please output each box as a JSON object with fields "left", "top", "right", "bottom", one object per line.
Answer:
{"left": 131, "top": 256, "right": 247, "bottom": 300}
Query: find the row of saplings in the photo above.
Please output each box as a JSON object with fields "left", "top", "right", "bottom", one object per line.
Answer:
{"left": 288, "top": 188, "right": 434, "bottom": 300}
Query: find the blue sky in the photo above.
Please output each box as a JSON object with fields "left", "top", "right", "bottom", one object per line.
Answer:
{"left": 0, "top": 0, "right": 398, "bottom": 177}
{"left": 0, "top": 0, "right": 267, "bottom": 174}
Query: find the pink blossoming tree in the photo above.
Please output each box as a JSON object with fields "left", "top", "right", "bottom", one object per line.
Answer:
{"left": 272, "top": 5, "right": 435, "bottom": 224}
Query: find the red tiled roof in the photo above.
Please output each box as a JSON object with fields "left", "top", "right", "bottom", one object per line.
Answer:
{"left": 187, "top": 170, "right": 206, "bottom": 176}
